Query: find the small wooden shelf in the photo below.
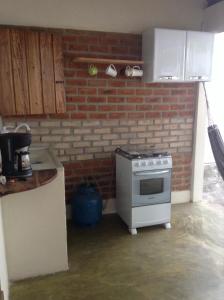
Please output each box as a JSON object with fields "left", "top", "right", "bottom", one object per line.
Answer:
{"left": 72, "top": 56, "right": 144, "bottom": 65}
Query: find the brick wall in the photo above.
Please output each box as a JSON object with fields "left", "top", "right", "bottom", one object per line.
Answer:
{"left": 3, "top": 29, "right": 198, "bottom": 203}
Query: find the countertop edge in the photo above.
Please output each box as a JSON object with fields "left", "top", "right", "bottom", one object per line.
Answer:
{"left": 0, "top": 169, "right": 58, "bottom": 198}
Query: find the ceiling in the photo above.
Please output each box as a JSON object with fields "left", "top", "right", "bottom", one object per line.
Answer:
{"left": 0, "top": 0, "right": 205, "bottom": 33}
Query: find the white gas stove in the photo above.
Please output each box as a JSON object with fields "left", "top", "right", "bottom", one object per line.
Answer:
{"left": 115, "top": 148, "right": 172, "bottom": 235}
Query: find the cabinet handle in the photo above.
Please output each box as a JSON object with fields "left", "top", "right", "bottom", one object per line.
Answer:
{"left": 159, "top": 76, "right": 179, "bottom": 80}
{"left": 55, "top": 80, "right": 64, "bottom": 84}
{"left": 189, "top": 75, "right": 208, "bottom": 81}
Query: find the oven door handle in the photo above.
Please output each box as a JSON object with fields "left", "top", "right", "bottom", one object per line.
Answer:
{"left": 134, "top": 170, "right": 170, "bottom": 176}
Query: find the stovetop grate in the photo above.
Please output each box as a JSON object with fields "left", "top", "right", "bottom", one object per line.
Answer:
{"left": 115, "top": 147, "right": 169, "bottom": 160}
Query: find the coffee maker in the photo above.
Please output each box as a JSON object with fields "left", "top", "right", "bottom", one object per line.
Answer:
{"left": 0, "top": 132, "right": 32, "bottom": 179}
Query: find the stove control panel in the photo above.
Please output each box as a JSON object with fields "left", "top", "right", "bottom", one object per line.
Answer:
{"left": 132, "top": 157, "right": 172, "bottom": 172}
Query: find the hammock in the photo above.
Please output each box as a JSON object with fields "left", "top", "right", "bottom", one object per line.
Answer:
{"left": 203, "top": 82, "right": 224, "bottom": 180}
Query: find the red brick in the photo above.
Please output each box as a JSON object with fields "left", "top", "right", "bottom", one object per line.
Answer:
{"left": 127, "top": 81, "right": 144, "bottom": 87}
{"left": 171, "top": 89, "right": 187, "bottom": 96}
{"left": 88, "top": 79, "right": 107, "bottom": 87}
{"left": 89, "top": 113, "right": 108, "bottom": 119}
{"left": 108, "top": 80, "right": 126, "bottom": 87}
{"left": 145, "top": 97, "right": 161, "bottom": 103}
{"left": 68, "top": 44, "right": 89, "bottom": 51}
{"left": 136, "top": 89, "right": 152, "bottom": 96}
{"left": 87, "top": 97, "right": 107, "bottom": 103}
{"left": 128, "top": 112, "right": 144, "bottom": 118}
{"left": 99, "top": 105, "right": 117, "bottom": 111}
{"left": 64, "top": 70, "right": 76, "bottom": 77}
{"left": 153, "top": 105, "right": 170, "bottom": 111}
{"left": 128, "top": 47, "right": 140, "bottom": 55}
{"left": 66, "top": 104, "right": 77, "bottom": 111}
{"left": 78, "top": 105, "right": 96, "bottom": 111}
{"left": 70, "top": 112, "right": 87, "bottom": 119}
{"left": 145, "top": 83, "right": 163, "bottom": 88}
{"left": 109, "top": 112, "right": 126, "bottom": 119}
{"left": 179, "top": 111, "right": 194, "bottom": 117}
{"left": 111, "top": 46, "right": 127, "bottom": 54}
{"left": 127, "top": 97, "right": 143, "bottom": 103}
{"left": 78, "top": 36, "right": 98, "bottom": 44}
{"left": 76, "top": 70, "right": 89, "bottom": 78}
{"left": 170, "top": 104, "right": 185, "bottom": 110}
{"left": 118, "top": 105, "right": 136, "bottom": 111}
{"left": 179, "top": 96, "right": 194, "bottom": 103}
{"left": 63, "top": 36, "right": 77, "bottom": 43}
{"left": 162, "top": 96, "right": 178, "bottom": 103}
{"left": 98, "top": 36, "right": 121, "bottom": 45}
{"left": 99, "top": 88, "right": 117, "bottom": 95}
{"left": 78, "top": 88, "right": 97, "bottom": 95}
{"left": 108, "top": 97, "right": 125, "bottom": 103}
{"left": 117, "top": 89, "right": 135, "bottom": 96}
{"left": 188, "top": 88, "right": 197, "bottom": 95}
{"left": 136, "top": 104, "right": 153, "bottom": 111}
{"left": 65, "top": 87, "right": 77, "bottom": 94}
{"left": 89, "top": 45, "right": 109, "bottom": 53}
{"left": 66, "top": 96, "right": 86, "bottom": 103}
{"left": 162, "top": 111, "right": 178, "bottom": 118}
{"left": 145, "top": 112, "right": 161, "bottom": 118}
{"left": 186, "top": 103, "right": 194, "bottom": 109}
{"left": 153, "top": 89, "right": 170, "bottom": 96}
{"left": 66, "top": 79, "right": 87, "bottom": 86}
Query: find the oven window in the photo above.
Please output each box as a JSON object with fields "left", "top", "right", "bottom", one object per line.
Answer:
{"left": 140, "top": 178, "right": 164, "bottom": 195}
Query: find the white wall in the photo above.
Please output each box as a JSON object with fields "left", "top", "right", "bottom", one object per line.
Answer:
{"left": 0, "top": 201, "right": 9, "bottom": 300}
{"left": 203, "top": 3, "right": 224, "bottom": 163}
{"left": 204, "top": 1, "right": 224, "bottom": 32}
{"left": 0, "top": 0, "right": 204, "bottom": 33}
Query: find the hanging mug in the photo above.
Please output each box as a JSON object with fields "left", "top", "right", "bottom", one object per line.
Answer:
{"left": 88, "top": 64, "right": 98, "bottom": 76}
{"left": 105, "top": 64, "right": 117, "bottom": 77}
{"left": 132, "top": 66, "right": 143, "bottom": 77}
{"left": 125, "top": 65, "right": 133, "bottom": 77}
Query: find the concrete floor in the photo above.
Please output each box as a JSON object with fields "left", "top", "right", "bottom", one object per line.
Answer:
{"left": 11, "top": 202, "right": 224, "bottom": 300}
{"left": 203, "top": 163, "right": 224, "bottom": 205}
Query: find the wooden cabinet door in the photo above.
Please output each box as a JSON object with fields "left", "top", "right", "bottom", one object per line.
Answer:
{"left": 40, "top": 32, "right": 56, "bottom": 114}
{"left": 11, "top": 29, "right": 30, "bottom": 115}
{"left": 26, "top": 31, "right": 44, "bottom": 114}
{"left": 0, "top": 29, "right": 65, "bottom": 116}
{"left": 53, "top": 35, "right": 66, "bottom": 114}
{"left": 0, "top": 29, "right": 16, "bottom": 116}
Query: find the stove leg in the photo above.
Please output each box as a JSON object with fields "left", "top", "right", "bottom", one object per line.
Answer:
{"left": 129, "top": 228, "right": 137, "bottom": 235}
{"left": 164, "top": 222, "right": 171, "bottom": 229}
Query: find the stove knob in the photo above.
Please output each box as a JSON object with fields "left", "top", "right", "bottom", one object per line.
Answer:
{"left": 134, "top": 162, "right": 139, "bottom": 167}
{"left": 163, "top": 160, "right": 168, "bottom": 164}
{"left": 156, "top": 160, "right": 161, "bottom": 165}
{"left": 141, "top": 161, "right": 146, "bottom": 166}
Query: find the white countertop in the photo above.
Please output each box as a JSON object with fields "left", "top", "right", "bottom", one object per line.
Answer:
{"left": 30, "top": 147, "right": 63, "bottom": 171}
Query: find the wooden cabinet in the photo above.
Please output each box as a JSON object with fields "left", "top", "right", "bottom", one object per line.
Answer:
{"left": 0, "top": 29, "right": 65, "bottom": 116}
{"left": 142, "top": 28, "right": 214, "bottom": 83}
{"left": 0, "top": 29, "right": 16, "bottom": 116}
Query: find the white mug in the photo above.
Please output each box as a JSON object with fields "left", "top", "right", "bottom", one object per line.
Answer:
{"left": 132, "top": 66, "right": 143, "bottom": 77}
{"left": 125, "top": 65, "right": 133, "bottom": 77}
{"left": 106, "top": 64, "right": 117, "bottom": 77}
{"left": 125, "top": 65, "right": 143, "bottom": 77}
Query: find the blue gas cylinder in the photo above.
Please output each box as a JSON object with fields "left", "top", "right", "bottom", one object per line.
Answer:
{"left": 72, "top": 183, "right": 102, "bottom": 226}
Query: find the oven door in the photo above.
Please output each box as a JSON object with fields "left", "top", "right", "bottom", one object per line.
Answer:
{"left": 132, "top": 169, "right": 171, "bottom": 207}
